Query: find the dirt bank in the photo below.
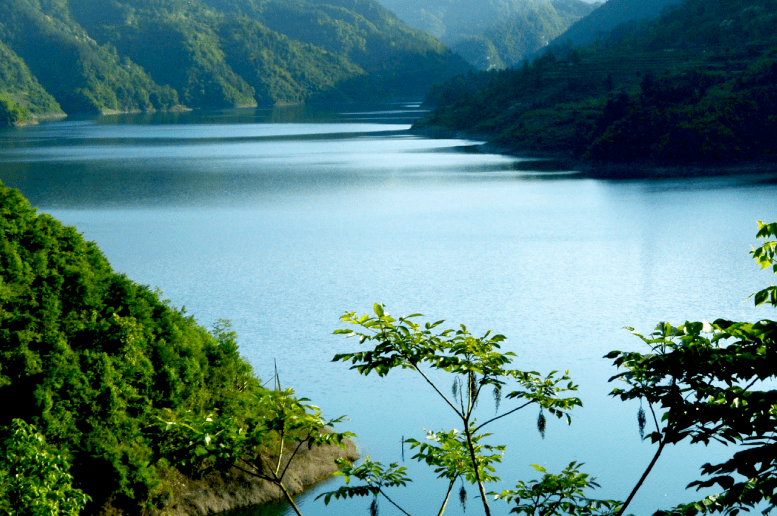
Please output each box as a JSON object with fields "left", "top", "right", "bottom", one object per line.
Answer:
{"left": 158, "top": 439, "right": 359, "bottom": 516}
{"left": 94, "top": 438, "right": 359, "bottom": 516}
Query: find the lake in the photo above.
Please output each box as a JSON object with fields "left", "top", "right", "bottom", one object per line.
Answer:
{"left": 1, "top": 102, "right": 776, "bottom": 515}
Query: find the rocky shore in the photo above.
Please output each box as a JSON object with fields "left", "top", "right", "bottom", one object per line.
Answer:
{"left": 96, "top": 439, "right": 359, "bottom": 516}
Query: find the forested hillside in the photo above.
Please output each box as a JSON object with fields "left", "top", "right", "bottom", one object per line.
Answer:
{"left": 0, "top": 182, "right": 261, "bottom": 511}
{"left": 418, "top": 0, "right": 777, "bottom": 174}
{"left": 0, "top": 0, "right": 469, "bottom": 120}
{"left": 0, "top": 40, "right": 63, "bottom": 123}
{"left": 375, "top": 0, "right": 599, "bottom": 70}
{"left": 549, "top": 0, "right": 682, "bottom": 47}
{"left": 0, "top": 182, "right": 357, "bottom": 514}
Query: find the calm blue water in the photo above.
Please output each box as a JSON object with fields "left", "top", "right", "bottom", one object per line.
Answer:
{"left": 1, "top": 102, "right": 776, "bottom": 516}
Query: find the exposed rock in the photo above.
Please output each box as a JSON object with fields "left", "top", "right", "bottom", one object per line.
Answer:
{"left": 157, "top": 439, "right": 359, "bottom": 516}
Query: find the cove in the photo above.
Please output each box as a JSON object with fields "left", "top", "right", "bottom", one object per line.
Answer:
{"left": 1, "top": 102, "right": 776, "bottom": 515}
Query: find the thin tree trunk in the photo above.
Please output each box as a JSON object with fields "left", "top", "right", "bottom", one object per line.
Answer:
{"left": 278, "top": 481, "right": 304, "bottom": 516}
{"left": 379, "top": 489, "right": 414, "bottom": 516}
{"left": 617, "top": 439, "right": 666, "bottom": 516}
{"left": 437, "top": 478, "right": 457, "bottom": 516}
{"left": 464, "top": 425, "right": 491, "bottom": 516}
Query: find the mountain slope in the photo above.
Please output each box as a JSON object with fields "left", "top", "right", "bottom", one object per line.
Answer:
{"left": 202, "top": 0, "right": 469, "bottom": 96}
{"left": 0, "top": 39, "right": 63, "bottom": 119}
{"left": 0, "top": 0, "right": 180, "bottom": 114}
{"left": 551, "top": 0, "right": 682, "bottom": 47}
{"left": 376, "top": 0, "right": 599, "bottom": 69}
{"left": 0, "top": 0, "right": 469, "bottom": 115}
{"left": 419, "top": 0, "right": 777, "bottom": 171}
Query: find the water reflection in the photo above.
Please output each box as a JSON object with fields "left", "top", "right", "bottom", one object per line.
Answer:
{"left": 0, "top": 106, "right": 581, "bottom": 210}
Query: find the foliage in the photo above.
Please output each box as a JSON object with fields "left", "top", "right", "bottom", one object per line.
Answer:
{"left": 0, "top": 0, "right": 180, "bottom": 114}
{"left": 0, "top": 419, "right": 90, "bottom": 516}
{"left": 406, "top": 428, "right": 505, "bottom": 485}
{"left": 493, "top": 462, "right": 621, "bottom": 516}
{"left": 0, "top": 93, "right": 32, "bottom": 124}
{"left": 318, "top": 457, "right": 412, "bottom": 515}
{"left": 0, "top": 40, "right": 61, "bottom": 117}
{"left": 0, "top": 0, "right": 470, "bottom": 112}
{"left": 152, "top": 386, "right": 354, "bottom": 516}
{"left": 752, "top": 221, "right": 777, "bottom": 307}
{"left": 604, "top": 220, "right": 777, "bottom": 515}
{"left": 377, "top": 0, "right": 597, "bottom": 70}
{"left": 0, "top": 182, "right": 266, "bottom": 510}
{"left": 322, "top": 304, "right": 583, "bottom": 516}
{"left": 419, "top": 0, "right": 777, "bottom": 172}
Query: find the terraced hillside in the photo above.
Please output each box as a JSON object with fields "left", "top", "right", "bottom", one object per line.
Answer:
{"left": 419, "top": 0, "right": 777, "bottom": 172}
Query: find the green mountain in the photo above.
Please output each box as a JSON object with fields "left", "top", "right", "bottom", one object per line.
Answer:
{"left": 0, "top": 0, "right": 182, "bottom": 115}
{"left": 0, "top": 39, "right": 63, "bottom": 123}
{"left": 0, "top": 0, "right": 469, "bottom": 118}
{"left": 0, "top": 181, "right": 266, "bottom": 511}
{"left": 375, "top": 0, "right": 600, "bottom": 70}
{"left": 419, "top": 0, "right": 777, "bottom": 172}
{"left": 550, "top": 0, "right": 682, "bottom": 47}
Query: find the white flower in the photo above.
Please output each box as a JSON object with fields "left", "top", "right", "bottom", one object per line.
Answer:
{"left": 702, "top": 320, "right": 714, "bottom": 334}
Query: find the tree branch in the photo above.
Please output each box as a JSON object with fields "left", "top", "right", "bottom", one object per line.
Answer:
{"left": 475, "top": 400, "right": 535, "bottom": 432}
{"left": 411, "top": 364, "right": 464, "bottom": 418}
{"left": 617, "top": 438, "right": 667, "bottom": 516}
{"left": 275, "top": 426, "right": 286, "bottom": 477}
{"left": 648, "top": 400, "right": 660, "bottom": 435}
{"left": 464, "top": 419, "right": 492, "bottom": 516}
{"left": 279, "top": 480, "right": 305, "bottom": 516}
{"left": 437, "top": 477, "right": 457, "bottom": 516}
{"left": 379, "top": 488, "right": 414, "bottom": 516}
{"left": 280, "top": 434, "right": 310, "bottom": 481}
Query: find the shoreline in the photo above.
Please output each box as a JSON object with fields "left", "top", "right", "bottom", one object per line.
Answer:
{"left": 411, "top": 124, "right": 777, "bottom": 179}
{"left": 94, "top": 439, "right": 359, "bottom": 516}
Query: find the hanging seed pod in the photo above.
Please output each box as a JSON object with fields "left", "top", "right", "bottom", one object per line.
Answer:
{"left": 370, "top": 498, "right": 379, "bottom": 516}
{"left": 452, "top": 377, "right": 460, "bottom": 404}
{"left": 468, "top": 373, "right": 477, "bottom": 409}
{"left": 493, "top": 384, "right": 502, "bottom": 414}
{"left": 638, "top": 404, "right": 647, "bottom": 440}
{"left": 537, "top": 409, "right": 546, "bottom": 439}
{"left": 401, "top": 435, "right": 405, "bottom": 462}
{"left": 459, "top": 483, "right": 468, "bottom": 512}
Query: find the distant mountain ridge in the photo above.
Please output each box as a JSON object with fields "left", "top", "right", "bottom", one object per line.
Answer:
{"left": 549, "top": 0, "right": 683, "bottom": 47}
{"left": 375, "top": 0, "right": 600, "bottom": 69}
{"left": 0, "top": 0, "right": 470, "bottom": 120}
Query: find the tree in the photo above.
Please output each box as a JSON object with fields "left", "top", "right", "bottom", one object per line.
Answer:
{"left": 152, "top": 219, "right": 777, "bottom": 516}
{"left": 606, "top": 220, "right": 777, "bottom": 515}
{"left": 152, "top": 378, "right": 353, "bottom": 516}
{"left": 0, "top": 419, "right": 90, "bottom": 516}
{"left": 321, "top": 304, "right": 601, "bottom": 516}
{"left": 0, "top": 93, "right": 31, "bottom": 124}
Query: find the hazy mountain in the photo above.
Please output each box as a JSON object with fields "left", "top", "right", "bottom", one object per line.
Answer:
{"left": 550, "top": 0, "right": 683, "bottom": 47}
{"left": 0, "top": 0, "right": 469, "bottom": 118}
{"left": 375, "top": 0, "right": 600, "bottom": 69}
